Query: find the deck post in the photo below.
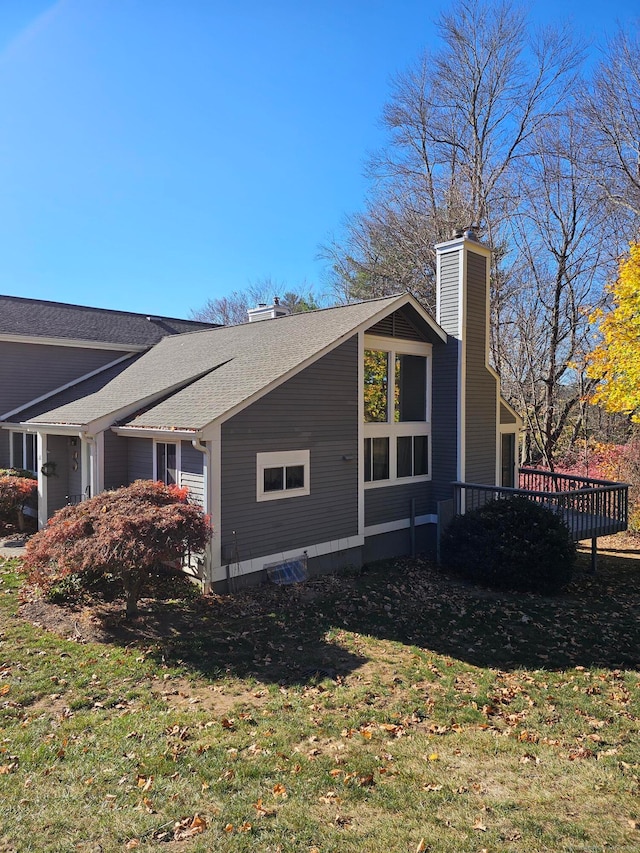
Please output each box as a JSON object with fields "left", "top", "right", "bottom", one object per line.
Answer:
{"left": 590, "top": 537, "right": 597, "bottom": 574}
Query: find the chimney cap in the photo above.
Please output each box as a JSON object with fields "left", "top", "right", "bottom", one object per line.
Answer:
{"left": 452, "top": 225, "right": 479, "bottom": 240}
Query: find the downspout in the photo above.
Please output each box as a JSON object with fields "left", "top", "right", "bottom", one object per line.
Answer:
{"left": 191, "top": 436, "right": 213, "bottom": 592}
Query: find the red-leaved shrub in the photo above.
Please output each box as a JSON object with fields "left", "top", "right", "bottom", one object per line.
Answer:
{"left": 24, "top": 480, "right": 211, "bottom": 617}
{"left": 554, "top": 438, "right": 640, "bottom": 534}
{"left": 0, "top": 473, "right": 37, "bottom": 530}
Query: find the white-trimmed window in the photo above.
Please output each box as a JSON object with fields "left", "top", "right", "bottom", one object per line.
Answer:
{"left": 256, "top": 450, "right": 310, "bottom": 502}
{"left": 154, "top": 441, "right": 180, "bottom": 486}
{"left": 363, "top": 336, "right": 431, "bottom": 487}
{"left": 10, "top": 431, "right": 37, "bottom": 474}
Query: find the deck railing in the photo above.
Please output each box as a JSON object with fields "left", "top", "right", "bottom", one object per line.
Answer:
{"left": 453, "top": 467, "right": 628, "bottom": 542}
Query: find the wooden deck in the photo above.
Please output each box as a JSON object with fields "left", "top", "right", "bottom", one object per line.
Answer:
{"left": 451, "top": 469, "right": 629, "bottom": 570}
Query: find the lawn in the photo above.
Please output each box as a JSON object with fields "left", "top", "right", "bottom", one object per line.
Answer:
{"left": 0, "top": 541, "right": 639, "bottom": 852}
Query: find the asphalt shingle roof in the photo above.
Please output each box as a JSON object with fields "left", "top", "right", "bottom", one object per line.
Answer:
{"left": 0, "top": 295, "right": 218, "bottom": 346}
{"left": 22, "top": 296, "right": 423, "bottom": 431}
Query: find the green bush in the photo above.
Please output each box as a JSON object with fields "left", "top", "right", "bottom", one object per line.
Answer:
{"left": 441, "top": 496, "right": 576, "bottom": 594}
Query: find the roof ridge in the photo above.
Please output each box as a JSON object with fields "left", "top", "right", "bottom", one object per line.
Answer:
{"left": 154, "top": 294, "right": 408, "bottom": 340}
{"left": 0, "top": 293, "right": 216, "bottom": 326}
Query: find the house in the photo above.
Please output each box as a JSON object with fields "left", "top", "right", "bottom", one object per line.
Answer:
{"left": 0, "top": 295, "right": 218, "bottom": 480}
{"left": 0, "top": 233, "right": 522, "bottom": 590}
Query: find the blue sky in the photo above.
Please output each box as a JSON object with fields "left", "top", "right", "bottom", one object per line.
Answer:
{"left": 0, "top": 0, "right": 637, "bottom": 319}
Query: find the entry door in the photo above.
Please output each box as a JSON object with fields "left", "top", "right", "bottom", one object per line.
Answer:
{"left": 501, "top": 432, "right": 516, "bottom": 488}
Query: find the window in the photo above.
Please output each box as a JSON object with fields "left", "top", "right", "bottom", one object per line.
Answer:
{"left": 256, "top": 450, "right": 310, "bottom": 502}
{"left": 363, "top": 337, "right": 431, "bottom": 486}
{"left": 364, "top": 437, "right": 389, "bottom": 481}
{"left": 11, "top": 432, "right": 37, "bottom": 473}
{"left": 155, "top": 442, "right": 178, "bottom": 485}
{"left": 397, "top": 435, "right": 429, "bottom": 478}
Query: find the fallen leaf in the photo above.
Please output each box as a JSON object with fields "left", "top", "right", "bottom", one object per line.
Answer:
{"left": 273, "top": 783, "right": 287, "bottom": 797}
{"left": 416, "top": 839, "right": 427, "bottom": 853}
{"left": 136, "top": 774, "right": 153, "bottom": 791}
{"left": 473, "top": 818, "right": 487, "bottom": 831}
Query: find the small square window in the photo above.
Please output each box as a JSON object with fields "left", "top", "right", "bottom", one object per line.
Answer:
{"left": 257, "top": 451, "right": 310, "bottom": 501}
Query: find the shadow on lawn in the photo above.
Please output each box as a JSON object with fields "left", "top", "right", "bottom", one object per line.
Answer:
{"left": 19, "top": 545, "right": 640, "bottom": 683}
{"left": 136, "top": 547, "right": 640, "bottom": 681}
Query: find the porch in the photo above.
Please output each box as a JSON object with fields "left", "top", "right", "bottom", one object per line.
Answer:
{"left": 450, "top": 468, "right": 629, "bottom": 572}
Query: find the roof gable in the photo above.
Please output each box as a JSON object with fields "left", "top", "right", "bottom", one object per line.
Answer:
{"left": 19, "top": 295, "right": 446, "bottom": 433}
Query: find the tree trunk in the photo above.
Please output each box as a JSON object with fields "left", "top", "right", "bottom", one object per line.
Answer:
{"left": 123, "top": 573, "right": 143, "bottom": 619}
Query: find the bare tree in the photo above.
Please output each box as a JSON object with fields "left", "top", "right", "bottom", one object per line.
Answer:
{"left": 321, "top": 0, "right": 583, "bottom": 317}
{"left": 191, "top": 278, "right": 323, "bottom": 325}
{"left": 500, "top": 116, "right": 624, "bottom": 466}
{"left": 580, "top": 27, "right": 640, "bottom": 218}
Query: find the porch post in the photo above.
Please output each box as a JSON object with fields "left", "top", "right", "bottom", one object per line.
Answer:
{"left": 36, "top": 432, "right": 48, "bottom": 529}
{"left": 82, "top": 432, "right": 104, "bottom": 499}
{"left": 80, "top": 436, "right": 91, "bottom": 498}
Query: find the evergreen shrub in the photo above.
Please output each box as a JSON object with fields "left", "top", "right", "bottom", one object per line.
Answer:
{"left": 441, "top": 496, "right": 576, "bottom": 594}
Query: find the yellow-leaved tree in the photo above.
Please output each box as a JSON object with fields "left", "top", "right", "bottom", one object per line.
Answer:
{"left": 587, "top": 244, "right": 640, "bottom": 422}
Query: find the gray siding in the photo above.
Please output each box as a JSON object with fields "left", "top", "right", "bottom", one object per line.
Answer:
{"left": 438, "top": 251, "right": 460, "bottom": 338}
{"left": 0, "top": 340, "right": 127, "bottom": 416}
{"left": 221, "top": 338, "right": 359, "bottom": 563}
{"left": 465, "top": 250, "right": 497, "bottom": 485}
{"left": 367, "top": 308, "right": 424, "bottom": 341}
{"left": 180, "top": 440, "right": 204, "bottom": 507}
{"left": 68, "top": 440, "right": 82, "bottom": 499}
{"left": 365, "top": 481, "right": 431, "bottom": 527}
{"left": 127, "top": 438, "right": 153, "bottom": 481}
{"left": 431, "top": 337, "right": 459, "bottom": 502}
{"left": 45, "top": 435, "right": 70, "bottom": 516}
{"left": 103, "top": 431, "right": 129, "bottom": 490}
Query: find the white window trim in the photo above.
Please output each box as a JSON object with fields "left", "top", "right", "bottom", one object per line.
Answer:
{"left": 9, "top": 430, "right": 38, "bottom": 474}
{"left": 363, "top": 335, "right": 432, "bottom": 488}
{"left": 153, "top": 439, "right": 181, "bottom": 486}
{"left": 256, "top": 449, "right": 310, "bottom": 502}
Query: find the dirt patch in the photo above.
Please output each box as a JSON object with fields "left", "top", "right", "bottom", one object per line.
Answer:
{"left": 17, "top": 573, "right": 351, "bottom": 647}
{"left": 583, "top": 531, "right": 640, "bottom": 558}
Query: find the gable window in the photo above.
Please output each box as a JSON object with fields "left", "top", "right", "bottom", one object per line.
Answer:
{"left": 155, "top": 441, "right": 178, "bottom": 486}
{"left": 363, "top": 336, "right": 431, "bottom": 486}
{"left": 257, "top": 450, "right": 310, "bottom": 502}
{"left": 11, "top": 432, "right": 37, "bottom": 474}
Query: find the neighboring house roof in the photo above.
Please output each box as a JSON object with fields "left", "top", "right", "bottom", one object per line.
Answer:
{"left": 18, "top": 295, "right": 446, "bottom": 432}
{"left": 0, "top": 295, "right": 218, "bottom": 347}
